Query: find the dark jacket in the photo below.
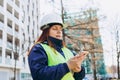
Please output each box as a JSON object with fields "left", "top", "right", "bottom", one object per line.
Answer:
{"left": 28, "top": 36, "right": 85, "bottom": 80}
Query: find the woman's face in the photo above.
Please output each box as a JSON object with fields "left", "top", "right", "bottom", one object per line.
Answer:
{"left": 49, "top": 25, "right": 63, "bottom": 40}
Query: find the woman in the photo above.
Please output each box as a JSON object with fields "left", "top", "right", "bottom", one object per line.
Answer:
{"left": 28, "top": 13, "right": 88, "bottom": 80}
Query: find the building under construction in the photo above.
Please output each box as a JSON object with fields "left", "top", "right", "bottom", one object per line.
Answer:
{"left": 63, "top": 9, "right": 106, "bottom": 79}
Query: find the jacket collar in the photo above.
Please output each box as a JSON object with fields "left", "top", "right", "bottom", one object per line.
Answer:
{"left": 43, "top": 36, "right": 63, "bottom": 48}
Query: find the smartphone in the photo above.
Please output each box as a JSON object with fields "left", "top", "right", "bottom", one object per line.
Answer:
{"left": 79, "top": 51, "right": 89, "bottom": 57}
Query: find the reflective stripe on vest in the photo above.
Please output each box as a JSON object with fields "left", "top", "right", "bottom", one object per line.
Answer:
{"left": 40, "top": 43, "right": 75, "bottom": 80}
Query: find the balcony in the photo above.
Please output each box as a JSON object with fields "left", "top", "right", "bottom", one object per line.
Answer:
{"left": 0, "top": 56, "right": 2, "bottom": 63}
{"left": 7, "top": 0, "right": 14, "bottom": 6}
{"left": 7, "top": 26, "right": 13, "bottom": 35}
{"left": 16, "top": 60, "right": 21, "bottom": 66}
{"left": 0, "top": 6, "right": 4, "bottom": 14}
{"left": 14, "top": 46, "right": 20, "bottom": 53}
{"left": 10, "top": 60, "right": 22, "bottom": 69}
{"left": 7, "top": 11, "right": 13, "bottom": 20}
{"left": 14, "top": 4, "right": 20, "bottom": 13}
{"left": 15, "top": 31, "right": 19, "bottom": 38}
{"left": 5, "top": 58, "right": 12, "bottom": 65}
{"left": 14, "top": 17, "right": 19, "bottom": 25}
{"left": 0, "top": 21, "right": 4, "bottom": 30}
{"left": 7, "top": 42, "right": 13, "bottom": 50}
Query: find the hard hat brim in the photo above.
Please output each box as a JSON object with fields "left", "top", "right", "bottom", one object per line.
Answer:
{"left": 40, "top": 23, "right": 64, "bottom": 30}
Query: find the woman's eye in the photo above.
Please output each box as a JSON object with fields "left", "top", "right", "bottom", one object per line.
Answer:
{"left": 53, "top": 28, "right": 62, "bottom": 31}
{"left": 52, "top": 26, "right": 62, "bottom": 30}
{"left": 52, "top": 28, "right": 57, "bottom": 30}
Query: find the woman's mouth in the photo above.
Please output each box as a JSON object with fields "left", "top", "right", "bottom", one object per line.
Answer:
{"left": 56, "top": 35, "right": 61, "bottom": 37}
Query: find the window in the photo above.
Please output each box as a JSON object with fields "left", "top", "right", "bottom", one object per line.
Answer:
{"left": 6, "top": 50, "right": 12, "bottom": 59}
{"left": 15, "top": 24, "right": 19, "bottom": 32}
{"left": 7, "top": 18, "right": 12, "bottom": 28}
{"left": 0, "top": 47, "right": 2, "bottom": 56}
{"left": 0, "top": 13, "right": 4, "bottom": 23}
{"left": 15, "top": 0, "right": 20, "bottom": 7}
{"left": 7, "top": 3, "right": 12, "bottom": 14}
{"left": 0, "top": 30, "right": 2, "bottom": 38}
{"left": 14, "top": 10, "right": 19, "bottom": 19}
{"left": 0, "top": 0, "right": 3, "bottom": 7}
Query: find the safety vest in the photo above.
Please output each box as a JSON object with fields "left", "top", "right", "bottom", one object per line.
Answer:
{"left": 40, "top": 43, "right": 75, "bottom": 80}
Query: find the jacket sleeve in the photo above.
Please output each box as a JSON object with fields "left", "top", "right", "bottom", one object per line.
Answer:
{"left": 73, "top": 66, "right": 85, "bottom": 80}
{"left": 28, "top": 44, "right": 70, "bottom": 80}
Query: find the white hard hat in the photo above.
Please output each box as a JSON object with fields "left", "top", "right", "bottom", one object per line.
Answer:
{"left": 40, "top": 13, "right": 63, "bottom": 30}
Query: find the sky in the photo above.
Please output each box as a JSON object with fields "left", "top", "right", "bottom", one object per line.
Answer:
{"left": 39, "top": 0, "right": 120, "bottom": 67}
{"left": 98, "top": 0, "right": 120, "bottom": 66}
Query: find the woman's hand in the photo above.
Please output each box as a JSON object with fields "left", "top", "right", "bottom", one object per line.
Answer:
{"left": 67, "top": 51, "right": 89, "bottom": 72}
{"left": 67, "top": 56, "right": 81, "bottom": 72}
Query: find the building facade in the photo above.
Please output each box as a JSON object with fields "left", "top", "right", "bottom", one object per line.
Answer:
{"left": 0, "top": 0, "right": 40, "bottom": 80}
{"left": 20, "top": 0, "right": 40, "bottom": 80}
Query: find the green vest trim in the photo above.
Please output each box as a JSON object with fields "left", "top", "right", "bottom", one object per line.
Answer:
{"left": 40, "top": 43, "right": 75, "bottom": 80}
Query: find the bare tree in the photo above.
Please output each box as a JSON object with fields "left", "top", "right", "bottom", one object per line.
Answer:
{"left": 63, "top": 8, "right": 105, "bottom": 80}
{"left": 111, "top": 14, "right": 120, "bottom": 79}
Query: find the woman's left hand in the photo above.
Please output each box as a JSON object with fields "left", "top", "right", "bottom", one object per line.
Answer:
{"left": 72, "top": 51, "right": 89, "bottom": 72}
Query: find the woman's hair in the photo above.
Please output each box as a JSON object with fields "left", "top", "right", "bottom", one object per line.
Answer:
{"left": 28, "top": 24, "right": 65, "bottom": 55}
{"left": 36, "top": 27, "right": 50, "bottom": 43}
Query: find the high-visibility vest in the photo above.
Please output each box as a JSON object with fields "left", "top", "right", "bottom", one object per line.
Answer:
{"left": 40, "top": 43, "right": 75, "bottom": 80}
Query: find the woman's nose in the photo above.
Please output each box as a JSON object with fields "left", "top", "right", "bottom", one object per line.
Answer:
{"left": 57, "top": 30, "right": 62, "bottom": 34}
